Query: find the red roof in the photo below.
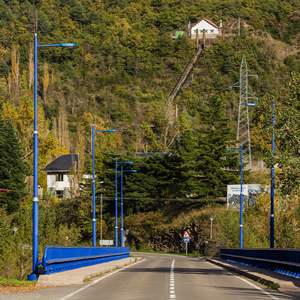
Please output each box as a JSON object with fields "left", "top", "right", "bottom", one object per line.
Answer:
{"left": 191, "top": 18, "right": 220, "bottom": 29}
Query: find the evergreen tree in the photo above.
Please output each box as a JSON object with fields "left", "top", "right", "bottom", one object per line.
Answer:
{"left": 178, "top": 96, "right": 238, "bottom": 198}
{"left": 0, "top": 119, "right": 28, "bottom": 213}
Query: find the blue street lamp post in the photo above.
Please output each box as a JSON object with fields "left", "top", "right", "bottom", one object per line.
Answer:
{"left": 115, "top": 159, "right": 133, "bottom": 247}
{"left": 270, "top": 100, "right": 275, "bottom": 248}
{"left": 226, "top": 146, "right": 243, "bottom": 249}
{"left": 28, "top": 34, "right": 76, "bottom": 281}
{"left": 92, "top": 125, "right": 116, "bottom": 247}
{"left": 120, "top": 167, "right": 137, "bottom": 247}
{"left": 247, "top": 102, "right": 276, "bottom": 248}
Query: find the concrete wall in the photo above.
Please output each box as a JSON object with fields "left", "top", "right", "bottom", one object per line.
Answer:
{"left": 47, "top": 173, "right": 71, "bottom": 192}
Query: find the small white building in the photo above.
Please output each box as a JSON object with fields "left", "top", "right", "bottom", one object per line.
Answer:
{"left": 190, "top": 18, "right": 221, "bottom": 39}
{"left": 43, "top": 154, "right": 79, "bottom": 198}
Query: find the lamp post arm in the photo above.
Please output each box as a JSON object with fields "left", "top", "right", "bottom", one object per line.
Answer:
{"left": 95, "top": 130, "right": 116, "bottom": 133}
{"left": 37, "top": 43, "right": 76, "bottom": 48}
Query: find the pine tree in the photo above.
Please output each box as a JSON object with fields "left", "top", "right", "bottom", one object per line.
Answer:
{"left": 0, "top": 119, "right": 28, "bottom": 213}
{"left": 178, "top": 96, "right": 238, "bottom": 198}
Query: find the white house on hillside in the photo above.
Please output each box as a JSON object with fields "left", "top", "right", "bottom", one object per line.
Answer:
{"left": 43, "top": 154, "right": 80, "bottom": 198}
{"left": 190, "top": 18, "right": 221, "bottom": 39}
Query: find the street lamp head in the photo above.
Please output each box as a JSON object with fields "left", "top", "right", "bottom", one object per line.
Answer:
{"left": 210, "top": 218, "right": 214, "bottom": 221}
{"left": 59, "top": 43, "right": 76, "bottom": 47}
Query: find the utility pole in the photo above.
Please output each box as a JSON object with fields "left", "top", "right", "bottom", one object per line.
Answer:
{"left": 238, "top": 0, "right": 241, "bottom": 35}
{"left": 100, "top": 193, "right": 103, "bottom": 243}
{"left": 230, "top": 55, "right": 258, "bottom": 169}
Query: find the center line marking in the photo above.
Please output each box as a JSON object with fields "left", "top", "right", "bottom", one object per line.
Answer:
{"left": 170, "top": 259, "right": 176, "bottom": 299}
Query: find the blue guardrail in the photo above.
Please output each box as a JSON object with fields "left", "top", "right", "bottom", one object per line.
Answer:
{"left": 220, "top": 248, "right": 300, "bottom": 278}
{"left": 39, "top": 246, "right": 130, "bottom": 274}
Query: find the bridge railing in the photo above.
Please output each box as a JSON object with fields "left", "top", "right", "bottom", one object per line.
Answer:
{"left": 220, "top": 248, "right": 300, "bottom": 278}
{"left": 38, "top": 246, "right": 130, "bottom": 274}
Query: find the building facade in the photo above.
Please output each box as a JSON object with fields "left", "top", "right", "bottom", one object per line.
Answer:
{"left": 190, "top": 18, "right": 221, "bottom": 39}
{"left": 43, "top": 154, "right": 79, "bottom": 198}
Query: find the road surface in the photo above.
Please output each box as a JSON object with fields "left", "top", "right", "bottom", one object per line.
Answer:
{"left": 0, "top": 253, "right": 295, "bottom": 300}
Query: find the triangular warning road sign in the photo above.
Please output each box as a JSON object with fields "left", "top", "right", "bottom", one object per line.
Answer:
{"left": 183, "top": 231, "right": 190, "bottom": 238}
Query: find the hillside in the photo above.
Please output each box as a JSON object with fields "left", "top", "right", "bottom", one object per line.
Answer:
{"left": 1, "top": 0, "right": 300, "bottom": 163}
{"left": 2, "top": 0, "right": 300, "bottom": 280}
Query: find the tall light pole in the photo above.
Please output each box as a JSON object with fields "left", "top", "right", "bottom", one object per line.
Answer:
{"left": 121, "top": 167, "right": 137, "bottom": 247}
{"left": 28, "top": 34, "right": 76, "bottom": 281}
{"left": 92, "top": 125, "right": 115, "bottom": 247}
{"left": 270, "top": 99, "right": 275, "bottom": 248}
{"left": 115, "top": 159, "right": 133, "bottom": 247}
{"left": 226, "top": 146, "right": 243, "bottom": 248}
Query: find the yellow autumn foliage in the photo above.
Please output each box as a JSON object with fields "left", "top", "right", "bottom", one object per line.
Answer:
{"left": 1, "top": 97, "right": 65, "bottom": 189}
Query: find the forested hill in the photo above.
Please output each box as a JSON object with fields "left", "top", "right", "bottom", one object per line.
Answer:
{"left": 1, "top": 0, "right": 300, "bottom": 186}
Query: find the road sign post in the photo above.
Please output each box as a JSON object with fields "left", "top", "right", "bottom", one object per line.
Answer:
{"left": 183, "top": 231, "right": 190, "bottom": 255}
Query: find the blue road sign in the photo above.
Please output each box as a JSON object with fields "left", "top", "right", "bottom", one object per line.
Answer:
{"left": 184, "top": 237, "right": 190, "bottom": 243}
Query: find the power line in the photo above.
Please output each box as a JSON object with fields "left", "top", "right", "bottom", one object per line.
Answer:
{"left": 0, "top": 188, "right": 31, "bottom": 194}
{"left": 93, "top": 196, "right": 226, "bottom": 202}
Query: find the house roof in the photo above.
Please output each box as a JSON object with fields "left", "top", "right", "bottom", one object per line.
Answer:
{"left": 43, "top": 152, "right": 172, "bottom": 173}
{"left": 191, "top": 18, "right": 220, "bottom": 29}
{"left": 43, "top": 154, "right": 79, "bottom": 173}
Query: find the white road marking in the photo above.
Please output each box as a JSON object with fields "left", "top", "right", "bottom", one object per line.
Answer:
{"left": 226, "top": 271, "right": 281, "bottom": 300}
{"left": 59, "top": 259, "right": 145, "bottom": 300}
{"left": 170, "top": 259, "right": 176, "bottom": 299}
{"left": 208, "top": 261, "right": 281, "bottom": 299}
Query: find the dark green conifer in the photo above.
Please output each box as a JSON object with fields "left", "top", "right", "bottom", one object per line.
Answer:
{"left": 178, "top": 96, "right": 238, "bottom": 198}
{"left": 0, "top": 119, "right": 28, "bottom": 213}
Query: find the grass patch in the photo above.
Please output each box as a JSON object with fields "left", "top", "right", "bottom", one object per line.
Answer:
{"left": 0, "top": 277, "right": 37, "bottom": 287}
{"left": 257, "top": 278, "right": 280, "bottom": 290}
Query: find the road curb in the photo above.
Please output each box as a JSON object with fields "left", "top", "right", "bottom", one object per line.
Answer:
{"left": 206, "top": 258, "right": 280, "bottom": 289}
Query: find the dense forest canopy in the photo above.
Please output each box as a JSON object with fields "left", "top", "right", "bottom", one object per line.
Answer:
{"left": 1, "top": 1, "right": 300, "bottom": 280}
{"left": 0, "top": 0, "right": 300, "bottom": 193}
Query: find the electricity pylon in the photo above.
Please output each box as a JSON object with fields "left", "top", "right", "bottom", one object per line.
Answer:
{"left": 230, "top": 54, "right": 258, "bottom": 169}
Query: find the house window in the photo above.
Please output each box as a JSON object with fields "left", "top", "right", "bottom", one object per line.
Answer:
{"left": 56, "top": 174, "right": 64, "bottom": 181}
{"left": 200, "top": 30, "right": 203, "bottom": 33}
{"left": 205, "top": 30, "right": 208, "bottom": 33}
{"left": 210, "top": 29, "right": 214, "bottom": 33}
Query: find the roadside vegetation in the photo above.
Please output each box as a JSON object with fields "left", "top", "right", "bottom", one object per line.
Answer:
{"left": 1, "top": 0, "right": 300, "bottom": 281}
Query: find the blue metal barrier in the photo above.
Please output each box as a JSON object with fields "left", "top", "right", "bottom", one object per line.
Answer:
{"left": 40, "top": 246, "right": 130, "bottom": 274}
{"left": 220, "top": 249, "right": 300, "bottom": 278}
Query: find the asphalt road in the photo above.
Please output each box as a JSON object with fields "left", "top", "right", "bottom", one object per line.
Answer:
{"left": 0, "top": 253, "right": 296, "bottom": 300}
